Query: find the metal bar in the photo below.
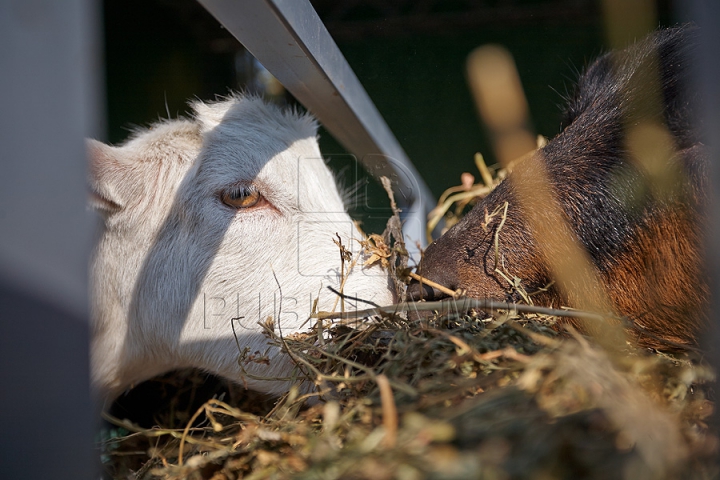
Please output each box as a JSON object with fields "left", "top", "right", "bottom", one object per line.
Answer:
{"left": 197, "top": 0, "right": 436, "bottom": 253}
{"left": 682, "top": 0, "right": 720, "bottom": 436}
{"left": 0, "top": 0, "right": 102, "bottom": 477}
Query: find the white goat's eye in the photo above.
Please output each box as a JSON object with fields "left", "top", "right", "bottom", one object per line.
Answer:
{"left": 221, "top": 185, "right": 261, "bottom": 209}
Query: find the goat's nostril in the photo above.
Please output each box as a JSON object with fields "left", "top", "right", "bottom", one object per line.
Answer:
{"left": 406, "top": 281, "right": 449, "bottom": 301}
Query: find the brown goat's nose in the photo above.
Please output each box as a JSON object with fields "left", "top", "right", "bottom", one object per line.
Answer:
{"left": 406, "top": 280, "right": 449, "bottom": 301}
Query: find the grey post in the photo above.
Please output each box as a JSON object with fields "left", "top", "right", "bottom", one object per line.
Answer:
{"left": 0, "top": 0, "right": 101, "bottom": 478}
{"left": 682, "top": 0, "right": 720, "bottom": 436}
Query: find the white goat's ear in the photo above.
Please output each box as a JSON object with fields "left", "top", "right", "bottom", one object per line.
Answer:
{"left": 87, "top": 139, "right": 125, "bottom": 214}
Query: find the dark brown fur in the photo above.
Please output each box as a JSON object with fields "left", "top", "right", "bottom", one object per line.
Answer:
{"left": 409, "top": 27, "right": 707, "bottom": 350}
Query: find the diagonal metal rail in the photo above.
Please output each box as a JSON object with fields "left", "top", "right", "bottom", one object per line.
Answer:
{"left": 197, "top": 0, "right": 436, "bottom": 256}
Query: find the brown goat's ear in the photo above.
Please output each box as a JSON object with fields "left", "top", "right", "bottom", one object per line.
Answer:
{"left": 86, "top": 139, "right": 124, "bottom": 214}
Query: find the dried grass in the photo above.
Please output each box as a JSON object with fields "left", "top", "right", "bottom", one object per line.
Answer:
{"left": 101, "top": 305, "right": 717, "bottom": 479}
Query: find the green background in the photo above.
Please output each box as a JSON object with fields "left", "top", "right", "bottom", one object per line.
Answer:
{"left": 102, "top": 0, "right": 678, "bottom": 231}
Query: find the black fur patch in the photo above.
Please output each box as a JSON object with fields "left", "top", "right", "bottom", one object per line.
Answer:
{"left": 542, "top": 25, "right": 703, "bottom": 272}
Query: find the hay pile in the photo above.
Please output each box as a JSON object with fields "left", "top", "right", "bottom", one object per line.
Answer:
{"left": 101, "top": 306, "right": 716, "bottom": 479}
{"left": 100, "top": 172, "right": 718, "bottom": 480}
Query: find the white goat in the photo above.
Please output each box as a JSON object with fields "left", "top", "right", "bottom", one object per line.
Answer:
{"left": 88, "top": 95, "right": 395, "bottom": 402}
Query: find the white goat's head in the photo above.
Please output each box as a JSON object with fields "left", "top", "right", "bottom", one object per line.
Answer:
{"left": 88, "top": 96, "right": 395, "bottom": 401}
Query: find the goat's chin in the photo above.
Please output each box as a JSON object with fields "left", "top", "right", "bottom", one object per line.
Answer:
{"left": 96, "top": 347, "right": 319, "bottom": 408}
{"left": 343, "top": 269, "right": 396, "bottom": 307}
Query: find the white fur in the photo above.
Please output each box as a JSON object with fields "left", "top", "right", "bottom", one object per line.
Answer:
{"left": 89, "top": 95, "right": 394, "bottom": 402}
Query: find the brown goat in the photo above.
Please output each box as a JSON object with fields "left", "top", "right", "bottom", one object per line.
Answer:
{"left": 408, "top": 26, "right": 707, "bottom": 350}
